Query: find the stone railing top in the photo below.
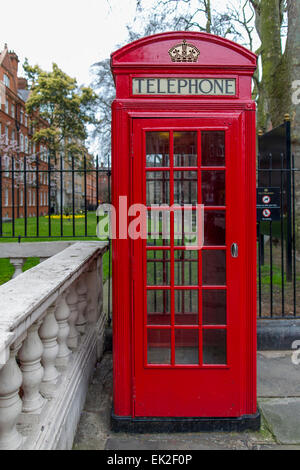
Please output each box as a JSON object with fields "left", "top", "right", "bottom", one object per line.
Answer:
{"left": 0, "top": 241, "right": 108, "bottom": 343}
{"left": 0, "top": 241, "right": 79, "bottom": 258}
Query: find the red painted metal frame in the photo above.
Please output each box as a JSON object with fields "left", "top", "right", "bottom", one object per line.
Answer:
{"left": 111, "top": 32, "right": 257, "bottom": 419}
{"left": 133, "top": 117, "right": 240, "bottom": 417}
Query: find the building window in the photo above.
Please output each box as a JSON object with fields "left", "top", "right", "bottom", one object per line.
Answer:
{"left": 5, "top": 98, "right": 9, "bottom": 114}
{"left": 11, "top": 103, "right": 15, "bottom": 118}
{"left": 5, "top": 188, "right": 9, "bottom": 207}
{"left": 20, "top": 190, "right": 23, "bottom": 207}
{"left": 28, "top": 190, "right": 31, "bottom": 206}
{"left": 25, "top": 114, "right": 28, "bottom": 127}
{"left": 5, "top": 126, "right": 9, "bottom": 144}
{"left": 32, "top": 191, "right": 35, "bottom": 205}
{"left": 4, "top": 74, "right": 10, "bottom": 88}
{"left": 25, "top": 136, "right": 28, "bottom": 153}
{"left": 20, "top": 133, "right": 24, "bottom": 152}
{"left": 4, "top": 156, "right": 9, "bottom": 177}
{"left": 11, "top": 129, "right": 15, "bottom": 142}
{"left": 40, "top": 192, "right": 43, "bottom": 205}
{"left": 20, "top": 109, "right": 24, "bottom": 124}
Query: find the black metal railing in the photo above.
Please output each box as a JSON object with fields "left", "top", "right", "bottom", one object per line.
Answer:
{"left": 0, "top": 153, "right": 110, "bottom": 240}
{"left": 257, "top": 120, "right": 299, "bottom": 319}
{"left": 0, "top": 152, "right": 112, "bottom": 321}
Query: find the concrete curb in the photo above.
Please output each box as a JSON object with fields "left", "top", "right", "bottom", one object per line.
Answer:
{"left": 257, "top": 319, "right": 300, "bottom": 350}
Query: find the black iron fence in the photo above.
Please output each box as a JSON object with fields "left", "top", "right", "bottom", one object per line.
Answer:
{"left": 0, "top": 124, "right": 299, "bottom": 321}
{"left": 0, "top": 152, "right": 112, "bottom": 321}
{"left": 257, "top": 120, "right": 299, "bottom": 318}
{"left": 0, "top": 153, "right": 111, "bottom": 240}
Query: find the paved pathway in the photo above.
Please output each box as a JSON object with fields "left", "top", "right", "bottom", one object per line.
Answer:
{"left": 73, "top": 350, "right": 300, "bottom": 450}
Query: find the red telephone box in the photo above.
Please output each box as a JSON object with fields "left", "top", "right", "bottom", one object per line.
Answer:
{"left": 111, "top": 32, "right": 260, "bottom": 431}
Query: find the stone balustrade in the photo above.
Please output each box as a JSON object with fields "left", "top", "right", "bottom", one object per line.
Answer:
{"left": 0, "top": 241, "right": 108, "bottom": 450}
{"left": 0, "top": 241, "right": 79, "bottom": 278}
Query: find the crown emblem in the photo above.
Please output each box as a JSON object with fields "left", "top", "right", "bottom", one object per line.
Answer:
{"left": 168, "top": 39, "right": 200, "bottom": 63}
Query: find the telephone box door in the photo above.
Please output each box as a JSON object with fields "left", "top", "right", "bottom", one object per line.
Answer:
{"left": 132, "top": 116, "right": 245, "bottom": 417}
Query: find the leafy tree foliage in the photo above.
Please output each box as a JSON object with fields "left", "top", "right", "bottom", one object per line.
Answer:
{"left": 23, "top": 60, "right": 99, "bottom": 159}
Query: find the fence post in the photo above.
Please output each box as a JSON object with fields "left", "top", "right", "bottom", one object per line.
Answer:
{"left": 0, "top": 154, "right": 2, "bottom": 237}
{"left": 285, "top": 115, "right": 292, "bottom": 282}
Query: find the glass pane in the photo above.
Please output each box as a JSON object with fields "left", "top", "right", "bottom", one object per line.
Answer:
{"left": 174, "top": 210, "right": 199, "bottom": 247}
{"left": 201, "top": 131, "right": 225, "bottom": 167}
{"left": 174, "top": 131, "right": 197, "bottom": 167}
{"left": 203, "top": 329, "right": 226, "bottom": 364}
{"left": 174, "top": 171, "right": 197, "bottom": 205}
{"left": 147, "top": 210, "right": 170, "bottom": 246}
{"left": 202, "top": 171, "right": 225, "bottom": 206}
{"left": 146, "top": 171, "right": 170, "bottom": 205}
{"left": 147, "top": 290, "right": 170, "bottom": 325}
{"left": 175, "top": 330, "right": 199, "bottom": 364}
{"left": 148, "top": 329, "right": 171, "bottom": 364}
{"left": 147, "top": 250, "right": 170, "bottom": 286}
{"left": 174, "top": 250, "right": 198, "bottom": 286}
{"left": 175, "top": 290, "right": 198, "bottom": 325}
{"left": 146, "top": 132, "right": 169, "bottom": 167}
{"left": 203, "top": 290, "right": 226, "bottom": 325}
{"left": 202, "top": 250, "right": 226, "bottom": 285}
{"left": 204, "top": 210, "right": 225, "bottom": 245}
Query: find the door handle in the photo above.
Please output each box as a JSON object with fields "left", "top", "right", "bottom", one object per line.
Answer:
{"left": 231, "top": 243, "right": 238, "bottom": 258}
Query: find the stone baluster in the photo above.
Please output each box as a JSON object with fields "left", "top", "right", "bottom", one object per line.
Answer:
{"left": 97, "top": 256, "right": 104, "bottom": 319}
{"left": 0, "top": 339, "right": 24, "bottom": 450}
{"left": 66, "top": 287, "right": 80, "bottom": 350}
{"left": 10, "top": 258, "right": 24, "bottom": 278}
{"left": 18, "top": 321, "right": 45, "bottom": 418}
{"left": 85, "top": 260, "right": 98, "bottom": 324}
{"left": 76, "top": 277, "right": 88, "bottom": 334}
{"left": 55, "top": 292, "right": 71, "bottom": 367}
{"left": 39, "top": 303, "right": 60, "bottom": 397}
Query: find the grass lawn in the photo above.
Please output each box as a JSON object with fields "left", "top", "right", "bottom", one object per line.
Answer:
{"left": 0, "top": 212, "right": 111, "bottom": 285}
{"left": 1, "top": 212, "right": 99, "bottom": 242}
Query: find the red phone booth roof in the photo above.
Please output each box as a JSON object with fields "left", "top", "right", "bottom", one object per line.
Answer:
{"left": 111, "top": 31, "right": 257, "bottom": 74}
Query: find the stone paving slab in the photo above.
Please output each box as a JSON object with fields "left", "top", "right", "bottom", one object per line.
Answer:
{"left": 73, "top": 352, "right": 276, "bottom": 451}
{"left": 74, "top": 350, "right": 300, "bottom": 450}
{"left": 259, "top": 398, "right": 300, "bottom": 445}
{"left": 105, "top": 434, "right": 262, "bottom": 451}
{"left": 257, "top": 351, "right": 300, "bottom": 397}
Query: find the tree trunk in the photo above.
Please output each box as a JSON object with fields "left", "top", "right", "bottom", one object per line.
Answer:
{"left": 253, "top": 0, "right": 288, "bottom": 130}
{"left": 286, "top": 0, "right": 300, "bottom": 158}
{"left": 205, "top": 0, "right": 212, "bottom": 33}
{"left": 286, "top": 0, "right": 300, "bottom": 226}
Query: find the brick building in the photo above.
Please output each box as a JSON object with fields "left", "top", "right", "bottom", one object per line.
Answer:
{"left": 85, "top": 154, "right": 97, "bottom": 210}
{"left": 97, "top": 162, "right": 110, "bottom": 204}
{"left": 0, "top": 44, "right": 49, "bottom": 221}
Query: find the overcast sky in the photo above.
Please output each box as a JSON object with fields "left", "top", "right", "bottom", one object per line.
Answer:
{"left": 2, "top": 0, "right": 261, "bottom": 155}
{"left": 1, "top": 0, "right": 138, "bottom": 86}
{"left": 2, "top": 0, "right": 260, "bottom": 88}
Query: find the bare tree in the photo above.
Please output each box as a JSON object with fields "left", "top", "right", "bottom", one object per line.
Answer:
{"left": 89, "top": 58, "right": 115, "bottom": 165}
{"left": 91, "top": 0, "right": 249, "bottom": 160}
